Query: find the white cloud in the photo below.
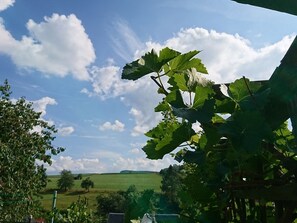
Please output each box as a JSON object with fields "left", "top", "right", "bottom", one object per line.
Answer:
{"left": 58, "top": 126, "right": 75, "bottom": 136}
{"left": 81, "top": 61, "right": 141, "bottom": 100}
{"left": 45, "top": 151, "right": 178, "bottom": 174}
{"left": 111, "top": 19, "right": 144, "bottom": 61}
{"left": 99, "top": 120, "right": 125, "bottom": 132}
{"left": 128, "top": 107, "right": 161, "bottom": 136}
{"left": 46, "top": 156, "right": 104, "bottom": 173}
{"left": 111, "top": 156, "right": 177, "bottom": 173}
{"left": 0, "top": 0, "right": 14, "bottom": 11}
{"left": 32, "top": 96, "right": 57, "bottom": 118}
{"left": 129, "top": 142, "right": 145, "bottom": 154}
{"left": 31, "top": 97, "right": 74, "bottom": 136}
{"left": 161, "top": 28, "right": 294, "bottom": 83}
{"left": 129, "top": 148, "right": 140, "bottom": 154}
{"left": 0, "top": 13, "right": 95, "bottom": 80}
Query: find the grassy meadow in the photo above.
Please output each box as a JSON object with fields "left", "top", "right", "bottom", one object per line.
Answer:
{"left": 39, "top": 172, "right": 162, "bottom": 210}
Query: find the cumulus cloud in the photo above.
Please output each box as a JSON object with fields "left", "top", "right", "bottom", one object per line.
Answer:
{"left": 32, "top": 96, "right": 57, "bottom": 118}
{"left": 81, "top": 63, "right": 139, "bottom": 100}
{"left": 129, "top": 148, "right": 141, "bottom": 154}
{"left": 161, "top": 28, "right": 294, "bottom": 83}
{"left": 128, "top": 106, "right": 161, "bottom": 136}
{"left": 99, "top": 120, "right": 125, "bottom": 132}
{"left": 46, "top": 156, "right": 104, "bottom": 173}
{"left": 0, "top": 0, "right": 14, "bottom": 11}
{"left": 31, "top": 97, "right": 74, "bottom": 136}
{"left": 46, "top": 151, "right": 177, "bottom": 174}
{"left": 0, "top": 13, "right": 95, "bottom": 80}
{"left": 58, "top": 126, "right": 75, "bottom": 136}
{"left": 80, "top": 63, "right": 159, "bottom": 136}
{"left": 81, "top": 58, "right": 143, "bottom": 100}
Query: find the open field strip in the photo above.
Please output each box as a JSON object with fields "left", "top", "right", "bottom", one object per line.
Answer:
{"left": 40, "top": 173, "right": 162, "bottom": 210}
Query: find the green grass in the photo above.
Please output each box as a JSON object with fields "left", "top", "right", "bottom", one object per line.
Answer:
{"left": 39, "top": 173, "right": 162, "bottom": 210}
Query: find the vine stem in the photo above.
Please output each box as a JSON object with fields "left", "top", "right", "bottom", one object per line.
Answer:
{"left": 243, "top": 76, "right": 255, "bottom": 99}
{"left": 151, "top": 73, "right": 168, "bottom": 95}
{"left": 243, "top": 76, "right": 260, "bottom": 109}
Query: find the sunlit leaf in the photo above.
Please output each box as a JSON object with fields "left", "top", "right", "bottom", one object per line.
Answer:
{"left": 122, "top": 47, "right": 180, "bottom": 80}
{"left": 154, "top": 100, "right": 170, "bottom": 112}
{"left": 193, "top": 85, "right": 215, "bottom": 108}
{"left": 168, "top": 73, "right": 189, "bottom": 91}
{"left": 143, "top": 121, "right": 195, "bottom": 159}
{"left": 169, "top": 51, "right": 207, "bottom": 74}
{"left": 228, "top": 77, "right": 262, "bottom": 102}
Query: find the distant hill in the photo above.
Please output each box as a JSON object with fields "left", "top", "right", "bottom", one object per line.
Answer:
{"left": 120, "top": 170, "right": 158, "bottom": 174}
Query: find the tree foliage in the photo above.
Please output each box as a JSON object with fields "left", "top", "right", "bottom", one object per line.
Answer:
{"left": 96, "top": 191, "right": 126, "bottom": 221}
{"left": 57, "top": 169, "right": 74, "bottom": 191}
{"left": 96, "top": 185, "right": 160, "bottom": 222}
{"left": 159, "top": 165, "right": 183, "bottom": 211}
{"left": 81, "top": 177, "right": 94, "bottom": 192}
{"left": 122, "top": 39, "right": 297, "bottom": 222}
{"left": 0, "top": 80, "right": 64, "bottom": 221}
{"left": 75, "top": 173, "right": 83, "bottom": 180}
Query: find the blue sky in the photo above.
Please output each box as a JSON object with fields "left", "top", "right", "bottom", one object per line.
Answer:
{"left": 0, "top": 0, "right": 297, "bottom": 174}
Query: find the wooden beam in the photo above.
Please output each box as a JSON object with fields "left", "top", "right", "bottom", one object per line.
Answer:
{"left": 233, "top": 0, "right": 297, "bottom": 16}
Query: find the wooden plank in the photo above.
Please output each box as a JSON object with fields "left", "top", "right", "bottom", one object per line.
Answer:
{"left": 233, "top": 0, "right": 297, "bottom": 16}
{"left": 233, "top": 183, "right": 297, "bottom": 201}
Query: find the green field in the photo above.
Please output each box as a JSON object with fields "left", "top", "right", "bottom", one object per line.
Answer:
{"left": 39, "top": 172, "right": 162, "bottom": 210}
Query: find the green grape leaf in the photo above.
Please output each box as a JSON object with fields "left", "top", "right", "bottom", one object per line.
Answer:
{"left": 273, "top": 122, "right": 295, "bottom": 149}
{"left": 182, "top": 150, "right": 205, "bottom": 164}
{"left": 200, "top": 123, "right": 221, "bottom": 150}
{"left": 165, "top": 89, "right": 185, "bottom": 108}
{"left": 215, "top": 98, "right": 235, "bottom": 113}
{"left": 159, "top": 47, "right": 181, "bottom": 64}
{"left": 145, "top": 121, "right": 169, "bottom": 138}
{"left": 228, "top": 77, "right": 262, "bottom": 101}
{"left": 220, "top": 110, "right": 272, "bottom": 153}
{"left": 270, "top": 66, "right": 297, "bottom": 103}
{"left": 122, "top": 47, "right": 180, "bottom": 80}
{"left": 184, "top": 176, "right": 214, "bottom": 203}
{"left": 143, "top": 122, "right": 195, "bottom": 159}
{"left": 154, "top": 100, "right": 170, "bottom": 112}
{"left": 239, "top": 86, "right": 270, "bottom": 111}
{"left": 193, "top": 85, "right": 215, "bottom": 108}
{"left": 184, "top": 58, "right": 208, "bottom": 74}
{"left": 172, "top": 99, "right": 215, "bottom": 123}
{"left": 168, "top": 73, "right": 189, "bottom": 91}
{"left": 169, "top": 51, "right": 208, "bottom": 74}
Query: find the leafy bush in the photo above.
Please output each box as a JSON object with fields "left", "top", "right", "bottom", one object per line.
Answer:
{"left": 49, "top": 197, "right": 95, "bottom": 223}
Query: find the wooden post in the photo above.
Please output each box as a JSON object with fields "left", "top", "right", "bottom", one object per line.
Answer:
{"left": 51, "top": 191, "right": 57, "bottom": 223}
